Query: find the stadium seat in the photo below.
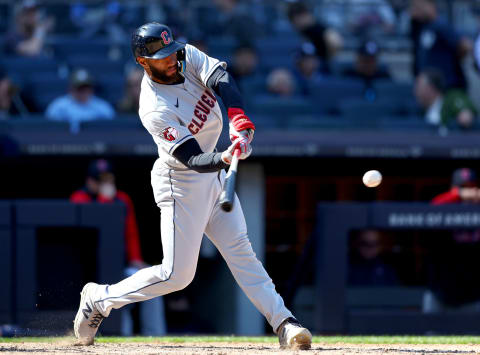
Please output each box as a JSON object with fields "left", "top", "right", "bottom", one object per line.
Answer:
{"left": 8, "top": 118, "right": 71, "bottom": 132}
{"left": 239, "top": 76, "right": 267, "bottom": 104}
{"left": 310, "top": 79, "right": 365, "bottom": 114}
{"left": 256, "top": 37, "right": 299, "bottom": 71}
{"left": 80, "top": 119, "right": 143, "bottom": 132}
{"left": 378, "top": 116, "right": 432, "bottom": 131}
{"left": 0, "top": 56, "right": 59, "bottom": 81}
{"left": 51, "top": 38, "right": 113, "bottom": 60}
{"left": 96, "top": 76, "right": 125, "bottom": 106}
{"left": 373, "top": 80, "right": 415, "bottom": 101}
{"left": 207, "top": 37, "right": 236, "bottom": 60}
{"left": 66, "top": 56, "right": 126, "bottom": 76}
{"left": 248, "top": 95, "right": 317, "bottom": 126}
{"left": 27, "top": 77, "right": 69, "bottom": 112}
{"left": 338, "top": 98, "right": 411, "bottom": 120}
{"left": 248, "top": 114, "right": 281, "bottom": 129}
{"left": 287, "top": 115, "right": 352, "bottom": 130}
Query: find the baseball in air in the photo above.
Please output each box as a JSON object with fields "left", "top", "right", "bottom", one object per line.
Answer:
{"left": 363, "top": 170, "right": 382, "bottom": 188}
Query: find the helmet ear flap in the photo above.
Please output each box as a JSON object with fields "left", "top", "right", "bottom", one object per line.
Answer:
{"left": 177, "top": 48, "right": 186, "bottom": 76}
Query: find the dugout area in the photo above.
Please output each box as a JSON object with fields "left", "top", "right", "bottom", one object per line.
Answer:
{"left": 2, "top": 154, "right": 480, "bottom": 335}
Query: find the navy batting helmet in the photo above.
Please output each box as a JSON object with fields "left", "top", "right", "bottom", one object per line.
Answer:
{"left": 131, "top": 23, "right": 185, "bottom": 62}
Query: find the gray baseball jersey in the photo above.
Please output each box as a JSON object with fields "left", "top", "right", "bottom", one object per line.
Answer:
{"left": 139, "top": 44, "right": 226, "bottom": 170}
{"left": 92, "top": 44, "right": 294, "bottom": 332}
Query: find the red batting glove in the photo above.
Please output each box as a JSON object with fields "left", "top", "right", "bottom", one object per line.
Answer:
{"left": 228, "top": 108, "right": 255, "bottom": 132}
{"left": 228, "top": 108, "right": 255, "bottom": 144}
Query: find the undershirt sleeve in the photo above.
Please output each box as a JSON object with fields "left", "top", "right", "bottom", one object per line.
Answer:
{"left": 206, "top": 66, "right": 244, "bottom": 110}
{"left": 173, "top": 137, "right": 229, "bottom": 173}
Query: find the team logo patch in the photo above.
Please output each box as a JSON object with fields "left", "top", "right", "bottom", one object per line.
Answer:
{"left": 162, "top": 127, "right": 178, "bottom": 141}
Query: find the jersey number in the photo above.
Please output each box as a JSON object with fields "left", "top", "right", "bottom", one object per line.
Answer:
{"left": 161, "top": 31, "right": 172, "bottom": 45}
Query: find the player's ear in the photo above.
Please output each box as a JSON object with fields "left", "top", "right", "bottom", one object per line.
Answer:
{"left": 137, "top": 57, "right": 147, "bottom": 68}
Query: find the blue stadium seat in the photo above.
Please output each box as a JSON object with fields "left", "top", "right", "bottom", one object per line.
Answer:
{"left": 373, "top": 80, "right": 415, "bottom": 101}
{"left": 46, "top": 4, "right": 78, "bottom": 34}
{"left": 310, "top": 79, "right": 365, "bottom": 114}
{"left": 0, "top": 119, "right": 10, "bottom": 134}
{"left": 248, "top": 95, "right": 317, "bottom": 126}
{"left": 51, "top": 38, "right": 113, "bottom": 60}
{"left": 0, "top": 4, "right": 9, "bottom": 33}
{"left": 207, "top": 37, "right": 236, "bottom": 60}
{"left": 256, "top": 37, "right": 299, "bottom": 71}
{"left": 249, "top": 114, "right": 281, "bottom": 129}
{"left": 96, "top": 76, "right": 125, "bottom": 106}
{"left": 0, "top": 56, "right": 59, "bottom": 82}
{"left": 378, "top": 116, "right": 432, "bottom": 131}
{"left": 338, "top": 98, "right": 411, "bottom": 119}
{"left": 80, "top": 119, "right": 143, "bottom": 131}
{"left": 239, "top": 76, "right": 267, "bottom": 104}
{"left": 8, "top": 118, "right": 70, "bottom": 132}
{"left": 27, "top": 77, "right": 69, "bottom": 112}
{"left": 66, "top": 56, "right": 126, "bottom": 76}
{"left": 286, "top": 115, "right": 352, "bottom": 129}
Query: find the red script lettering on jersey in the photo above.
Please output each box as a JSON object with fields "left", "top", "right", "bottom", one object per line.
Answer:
{"left": 188, "top": 90, "right": 217, "bottom": 135}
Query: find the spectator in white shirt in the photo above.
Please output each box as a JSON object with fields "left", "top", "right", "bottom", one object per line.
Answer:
{"left": 46, "top": 68, "right": 115, "bottom": 133}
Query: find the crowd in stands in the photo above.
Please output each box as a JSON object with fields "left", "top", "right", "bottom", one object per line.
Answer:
{"left": 1, "top": 0, "right": 480, "bottom": 132}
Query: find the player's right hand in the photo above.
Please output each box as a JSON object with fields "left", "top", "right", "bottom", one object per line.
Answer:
{"left": 221, "top": 136, "right": 252, "bottom": 164}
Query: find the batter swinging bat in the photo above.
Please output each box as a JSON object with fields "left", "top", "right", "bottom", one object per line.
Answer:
{"left": 219, "top": 149, "right": 241, "bottom": 212}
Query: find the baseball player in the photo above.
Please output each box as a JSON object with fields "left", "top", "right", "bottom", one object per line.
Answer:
{"left": 74, "top": 22, "right": 312, "bottom": 350}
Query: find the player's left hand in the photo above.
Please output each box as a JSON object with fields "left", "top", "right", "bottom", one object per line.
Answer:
{"left": 229, "top": 122, "right": 254, "bottom": 144}
{"left": 221, "top": 136, "right": 252, "bottom": 164}
{"left": 228, "top": 108, "right": 255, "bottom": 143}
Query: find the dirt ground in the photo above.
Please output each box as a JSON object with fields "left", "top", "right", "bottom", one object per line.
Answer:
{"left": 1, "top": 341, "right": 480, "bottom": 355}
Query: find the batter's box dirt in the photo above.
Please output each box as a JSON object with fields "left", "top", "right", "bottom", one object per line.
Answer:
{"left": 1, "top": 342, "right": 480, "bottom": 355}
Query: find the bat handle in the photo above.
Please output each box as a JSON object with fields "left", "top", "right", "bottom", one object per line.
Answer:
{"left": 219, "top": 148, "right": 241, "bottom": 212}
{"left": 230, "top": 148, "right": 241, "bottom": 169}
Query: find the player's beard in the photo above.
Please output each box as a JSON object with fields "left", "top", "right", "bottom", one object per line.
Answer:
{"left": 150, "top": 64, "right": 179, "bottom": 84}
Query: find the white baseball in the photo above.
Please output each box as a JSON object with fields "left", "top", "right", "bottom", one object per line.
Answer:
{"left": 363, "top": 170, "right": 382, "bottom": 188}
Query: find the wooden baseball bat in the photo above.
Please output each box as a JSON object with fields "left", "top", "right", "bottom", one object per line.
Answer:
{"left": 219, "top": 149, "right": 241, "bottom": 212}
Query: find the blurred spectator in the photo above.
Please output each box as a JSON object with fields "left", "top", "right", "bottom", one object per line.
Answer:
{"left": 0, "top": 69, "right": 29, "bottom": 119}
{"left": 324, "top": 0, "right": 396, "bottom": 35}
{"left": 200, "top": 0, "right": 262, "bottom": 43}
{"left": 343, "top": 40, "right": 391, "bottom": 101}
{"left": 424, "top": 168, "right": 480, "bottom": 313}
{"left": 228, "top": 44, "right": 260, "bottom": 85}
{"left": 45, "top": 68, "right": 115, "bottom": 133}
{"left": 410, "top": 0, "right": 471, "bottom": 89}
{"left": 70, "top": 1, "right": 127, "bottom": 43}
{"left": 389, "top": 0, "right": 411, "bottom": 34}
{"left": 287, "top": 1, "right": 343, "bottom": 73}
{"left": 5, "top": 0, "right": 54, "bottom": 57}
{"left": 117, "top": 67, "right": 143, "bottom": 115}
{"left": 414, "top": 69, "right": 476, "bottom": 129}
{"left": 266, "top": 68, "right": 297, "bottom": 97}
{"left": 348, "top": 230, "right": 398, "bottom": 286}
{"left": 71, "top": 159, "right": 167, "bottom": 336}
{"left": 432, "top": 168, "right": 480, "bottom": 204}
{"left": 293, "top": 42, "right": 324, "bottom": 96}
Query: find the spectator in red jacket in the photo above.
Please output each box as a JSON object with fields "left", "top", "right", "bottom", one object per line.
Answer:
{"left": 71, "top": 159, "right": 166, "bottom": 336}
{"left": 425, "top": 168, "right": 480, "bottom": 313}
{"left": 432, "top": 168, "right": 480, "bottom": 205}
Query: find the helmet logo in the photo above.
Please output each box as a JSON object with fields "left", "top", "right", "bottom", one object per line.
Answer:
{"left": 161, "top": 31, "right": 172, "bottom": 46}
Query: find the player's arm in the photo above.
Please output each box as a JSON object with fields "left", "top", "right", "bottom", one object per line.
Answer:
{"left": 206, "top": 66, "right": 255, "bottom": 143}
{"left": 172, "top": 136, "right": 251, "bottom": 173}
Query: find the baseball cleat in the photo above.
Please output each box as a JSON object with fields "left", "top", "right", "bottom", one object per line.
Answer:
{"left": 73, "top": 282, "right": 105, "bottom": 345}
{"left": 277, "top": 317, "right": 312, "bottom": 350}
